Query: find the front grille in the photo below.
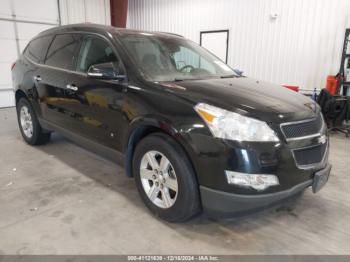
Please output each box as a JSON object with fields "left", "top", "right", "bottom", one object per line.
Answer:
{"left": 293, "top": 142, "right": 327, "bottom": 167}
{"left": 281, "top": 114, "right": 323, "bottom": 140}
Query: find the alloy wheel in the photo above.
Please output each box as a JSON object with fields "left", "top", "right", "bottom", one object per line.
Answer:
{"left": 20, "top": 105, "right": 33, "bottom": 138}
{"left": 140, "top": 150, "right": 178, "bottom": 209}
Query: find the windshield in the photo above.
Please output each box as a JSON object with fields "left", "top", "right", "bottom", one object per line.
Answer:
{"left": 118, "top": 32, "right": 237, "bottom": 82}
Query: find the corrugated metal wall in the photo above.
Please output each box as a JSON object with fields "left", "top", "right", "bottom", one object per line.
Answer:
{"left": 59, "top": 0, "right": 111, "bottom": 25}
{"left": 127, "top": 0, "right": 350, "bottom": 91}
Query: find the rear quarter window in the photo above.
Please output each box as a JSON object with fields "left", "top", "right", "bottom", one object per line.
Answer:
{"left": 24, "top": 35, "right": 54, "bottom": 64}
{"left": 44, "top": 34, "right": 81, "bottom": 70}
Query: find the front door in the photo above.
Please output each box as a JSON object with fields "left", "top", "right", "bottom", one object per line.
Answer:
{"left": 62, "top": 34, "right": 129, "bottom": 151}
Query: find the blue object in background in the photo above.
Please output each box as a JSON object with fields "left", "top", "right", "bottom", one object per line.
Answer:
{"left": 233, "top": 69, "right": 244, "bottom": 76}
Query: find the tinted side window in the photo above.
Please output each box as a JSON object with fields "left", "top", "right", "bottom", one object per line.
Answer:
{"left": 45, "top": 34, "right": 80, "bottom": 70}
{"left": 76, "top": 36, "right": 119, "bottom": 73}
{"left": 24, "top": 35, "right": 54, "bottom": 63}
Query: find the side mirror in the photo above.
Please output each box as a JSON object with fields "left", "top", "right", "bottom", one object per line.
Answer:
{"left": 233, "top": 69, "right": 244, "bottom": 76}
{"left": 87, "top": 62, "right": 126, "bottom": 81}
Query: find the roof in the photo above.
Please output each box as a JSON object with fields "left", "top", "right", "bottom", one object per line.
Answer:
{"left": 38, "top": 23, "right": 183, "bottom": 38}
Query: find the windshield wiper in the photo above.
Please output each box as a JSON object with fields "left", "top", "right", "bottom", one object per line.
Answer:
{"left": 220, "top": 74, "right": 237, "bottom": 79}
{"left": 174, "top": 78, "right": 202, "bottom": 81}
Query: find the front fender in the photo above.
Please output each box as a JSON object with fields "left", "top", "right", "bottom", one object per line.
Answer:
{"left": 123, "top": 115, "right": 179, "bottom": 151}
{"left": 123, "top": 114, "right": 201, "bottom": 178}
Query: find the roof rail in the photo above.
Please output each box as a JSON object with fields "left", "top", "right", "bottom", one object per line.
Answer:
{"left": 156, "top": 31, "right": 184, "bottom": 38}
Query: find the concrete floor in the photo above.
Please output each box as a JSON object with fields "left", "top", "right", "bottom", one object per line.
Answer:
{"left": 0, "top": 107, "right": 350, "bottom": 255}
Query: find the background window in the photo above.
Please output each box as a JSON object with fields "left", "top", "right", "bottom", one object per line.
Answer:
{"left": 173, "top": 46, "right": 216, "bottom": 73}
{"left": 76, "top": 36, "right": 118, "bottom": 73}
{"left": 45, "top": 34, "right": 80, "bottom": 70}
{"left": 24, "top": 35, "right": 53, "bottom": 64}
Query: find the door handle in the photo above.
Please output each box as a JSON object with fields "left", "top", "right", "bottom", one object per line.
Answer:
{"left": 66, "top": 84, "right": 78, "bottom": 91}
{"left": 34, "top": 75, "right": 42, "bottom": 82}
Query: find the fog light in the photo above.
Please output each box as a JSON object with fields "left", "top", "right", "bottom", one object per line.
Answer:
{"left": 225, "top": 171, "right": 279, "bottom": 191}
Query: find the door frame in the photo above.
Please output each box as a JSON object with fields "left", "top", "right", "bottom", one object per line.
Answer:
{"left": 199, "top": 29, "right": 229, "bottom": 63}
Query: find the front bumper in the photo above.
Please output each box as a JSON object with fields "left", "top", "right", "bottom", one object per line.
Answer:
{"left": 183, "top": 120, "right": 329, "bottom": 195}
{"left": 180, "top": 111, "right": 330, "bottom": 216}
{"left": 200, "top": 163, "right": 331, "bottom": 217}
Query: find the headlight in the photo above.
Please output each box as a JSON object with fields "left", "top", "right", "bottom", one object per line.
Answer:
{"left": 225, "top": 171, "right": 279, "bottom": 191}
{"left": 194, "top": 103, "right": 279, "bottom": 142}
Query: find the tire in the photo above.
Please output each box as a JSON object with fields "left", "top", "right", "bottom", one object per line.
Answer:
{"left": 16, "top": 97, "right": 51, "bottom": 145}
{"left": 133, "top": 133, "right": 201, "bottom": 222}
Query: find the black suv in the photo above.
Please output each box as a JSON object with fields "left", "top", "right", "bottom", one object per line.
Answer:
{"left": 12, "top": 24, "right": 331, "bottom": 222}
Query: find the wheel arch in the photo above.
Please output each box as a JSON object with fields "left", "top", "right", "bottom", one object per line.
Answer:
{"left": 15, "top": 85, "right": 43, "bottom": 119}
{"left": 15, "top": 89, "right": 28, "bottom": 104}
{"left": 124, "top": 118, "right": 198, "bottom": 180}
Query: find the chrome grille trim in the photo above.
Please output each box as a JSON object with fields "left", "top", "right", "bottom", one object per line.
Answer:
{"left": 280, "top": 114, "right": 324, "bottom": 142}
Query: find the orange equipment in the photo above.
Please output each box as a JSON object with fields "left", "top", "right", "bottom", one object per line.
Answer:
{"left": 326, "top": 75, "right": 339, "bottom": 95}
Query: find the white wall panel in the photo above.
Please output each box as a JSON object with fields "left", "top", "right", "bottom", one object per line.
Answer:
{"left": 0, "top": 39, "right": 17, "bottom": 63}
{"left": 0, "top": 0, "right": 60, "bottom": 108}
{"left": 85, "top": 0, "right": 110, "bottom": 25}
{"left": 0, "top": 0, "right": 110, "bottom": 108}
{"left": 60, "top": 0, "right": 86, "bottom": 24}
{"left": 0, "top": 28, "right": 17, "bottom": 107}
{"left": 0, "top": 20, "right": 15, "bottom": 39}
{"left": 0, "top": 63, "right": 13, "bottom": 86}
{"left": 0, "top": 91, "right": 15, "bottom": 108}
{"left": 13, "top": 0, "right": 59, "bottom": 23}
{"left": 0, "top": 0, "right": 12, "bottom": 19}
{"left": 127, "top": 0, "right": 350, "bottom": 91}
{"left": 59, "top": 0, "right": 111, "bottom": 25}
{"left": 17, "top": 22, "right": 56, "bottom": 40}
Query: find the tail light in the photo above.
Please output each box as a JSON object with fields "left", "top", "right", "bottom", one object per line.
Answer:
{"left": 11, "top": 62, "right": 16, "bottom": 70}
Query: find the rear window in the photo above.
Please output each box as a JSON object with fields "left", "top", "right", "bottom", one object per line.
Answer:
{"left": 45, "top": 34, "right": 81, "bottom": 70}
{"left": 24, "top": 35, "right": 53, "bottom": 63}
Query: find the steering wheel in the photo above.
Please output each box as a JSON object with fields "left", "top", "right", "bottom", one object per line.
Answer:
{"left": 179, "top": 65, "right": 195, "bottom": 73}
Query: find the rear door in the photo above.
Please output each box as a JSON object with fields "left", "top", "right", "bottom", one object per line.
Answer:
{"left": 37, "top": 33, "right": 81, "bottom": 127}
{"left": 18, "top": 34, "right": 54, "bottom": 117}
{"left": 63, "top": 34, "right": 129, "bottom": 150}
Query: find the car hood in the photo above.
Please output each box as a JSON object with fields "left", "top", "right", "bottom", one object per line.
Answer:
{"left": 159, "top": 77, "right": 318, "bottom": 123}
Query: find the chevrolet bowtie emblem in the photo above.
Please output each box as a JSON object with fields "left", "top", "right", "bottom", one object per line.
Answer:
{"left": 318, "top": 135, "right": 327, "bottom": 144}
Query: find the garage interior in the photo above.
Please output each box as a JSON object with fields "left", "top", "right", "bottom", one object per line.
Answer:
{"left": 1, "top": 0, "right": 350, "bottom": 256}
